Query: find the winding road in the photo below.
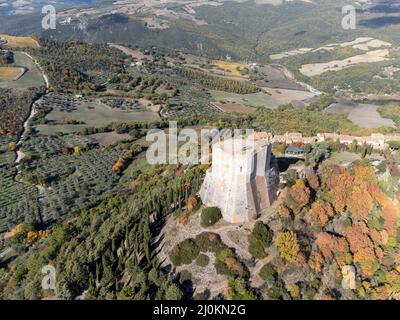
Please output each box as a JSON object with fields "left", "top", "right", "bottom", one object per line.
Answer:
{"left": 13, "top": 51, "right": 50, "bottom": 226}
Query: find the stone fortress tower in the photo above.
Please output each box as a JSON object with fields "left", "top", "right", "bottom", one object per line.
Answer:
{"left": 199, "top": 137, "right": 280, "bottom": 224}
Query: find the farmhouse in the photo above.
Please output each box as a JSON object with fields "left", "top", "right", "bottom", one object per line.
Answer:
{"left": 200, "top": 138, "right": 280, "bottom": 224}
{"left": 285, "top": 146, "right": 305, "bottom": 158}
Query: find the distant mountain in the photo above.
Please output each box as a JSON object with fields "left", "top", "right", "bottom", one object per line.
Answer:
{"left": 2, "top": 0, "right": 400, "bottom": 64}
{"left": 370, "top": 0, "right": 400, "bottom": 13}
{"left": 0, "top": 0, "right": 97, "bottom": 15}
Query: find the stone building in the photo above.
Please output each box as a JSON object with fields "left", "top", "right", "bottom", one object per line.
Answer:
{"left": 199, "top": 138, "right": 279, "bottom": 224}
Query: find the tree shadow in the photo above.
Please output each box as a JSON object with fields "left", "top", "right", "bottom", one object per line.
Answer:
{"left": 277, "top": 157, "right": 304, "bottom": 172}
{"left": 359, "top": 16, "right": 400, "bottom": 27}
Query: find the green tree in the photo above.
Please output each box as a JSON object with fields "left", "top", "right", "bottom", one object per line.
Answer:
{"left": 226, "top": 278, "right": 257, "bottom": 300}
{"left": 201, "top": 207, "right": 222, "bottom": 227}
{"left": 259, "top": 264, "right": 277, "bottom": 284}
{"left": 165, "top": 284, "right": 183, "bottom": 300}
{"left": 248, "top": 221, "right": 273, "bottom": 259}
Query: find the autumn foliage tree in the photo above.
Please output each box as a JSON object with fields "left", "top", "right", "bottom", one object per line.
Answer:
{"left": 112, "top": 156, "right": 127, "bottom": 174}
{"left": 275, "top": 231, "right": 300, "bottom": 264}
{"left": 112, "top": 152, "right": 133, "bottom": 174}
{"left": 277, "top": 202, "right": 291, "bottom": 219}
{"left": 187, "top": 195, "right": 200, "bottom": 213}
{"left": 320, "top": 164, "right": 354, "bottom": 214}
{"left": 343, "top": 222, "right": 379, "bottom": 276}
{"left": 315, "top": 232, "right": 350, "bottom": 267}
{"left": 283, "top": 180, "right": 311, "bottom": 216}
{"left": 306, "top": 170, "right": 320, "bottom": 191}
{"left": 274, "top": 161, "right": 400, "bottom": 296}
{"left": 308, "top": 249, "right": 324, "bottom": 273}
{"left": 346, "top": 186, "right": 374, "bottom": 219}
{"left": 305, "top": 200, "right": 335, "bottom": 228}
{"left": 382, "top": 205, "right": 400, "bottom": 237}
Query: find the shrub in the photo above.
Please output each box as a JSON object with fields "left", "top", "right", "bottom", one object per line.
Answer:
{"left": 179, "top": 270, "right": 192, "bottom": 283}
{"left": 259, "top": 264, "right": 277, "bottom": 284}
{"left": 226, "top": 278, "right": 257, "bottom": 300}
{"left": 215, "top": 248, "right": 249, "bottom": 279}
{"left": 165, "top": 284, "right": 183, "bottom": 300}
{"left": 302, "top": 278, "right": 322, "bottom": 300}
{"left": 169, "top": 239, "right": 200, "bottom": 266}
{"left": 267, "top": 279, "right": 288, "bottom": 300}
{"left": 195, "top": 232, "right": 224, "bottom": 252}
{"left": 201, "top": 207, "right": 222, "bottom": 227}
{"left": 248, "top": 221, "right": 273, "bottom": 259}
{"left": 196, "top": 254, "right": 210, "bottom": 267}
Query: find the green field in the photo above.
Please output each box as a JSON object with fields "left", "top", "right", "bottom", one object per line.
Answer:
{"left": 210, "top": 90, "right": 279, "bottom": 109}
{"left": 0, "top": 52, "right": 44, "bottom": 89}
{"left": 35, "top": 99, "right": 159, "bottom": 135}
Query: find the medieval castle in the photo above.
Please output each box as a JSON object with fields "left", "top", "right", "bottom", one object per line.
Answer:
{"left": 199, "top": 138, "right": 280, "bottom": 224}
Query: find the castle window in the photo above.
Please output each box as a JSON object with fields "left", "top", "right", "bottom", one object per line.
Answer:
{"left": 240, "top": 166, "right": 242, "bottom": 173}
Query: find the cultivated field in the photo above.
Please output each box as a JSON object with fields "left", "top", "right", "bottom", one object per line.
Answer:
{"left": 265, "top": 88, "right": 315, "bottom": 105}
{"left": 26, "top": 148, "right": 125, "bottom": 220}
{"left": 0, "top": 52, "right": 44, "bottom": 89}
{"left": 210, "top": 90, "right": 279, "bottom": 108}
{"left": 0, "top": 35, "right": 39, "bottom": 48}
{"left": 211, "top": 87, "right": 315, "bottom": 109}
{"left": 211, "top": 102, "right": 254, "bottom": 114}
{"left": 324, "top": 99, "right": 396, "bottom": 129}
{"left": 270, "top": 37, "right": 392, "bottom": 60}
{"left": 0, "top": 67, "right": 25, "bottom": 80}
{"left": 0, "top": 167, "right": 38, "bottom": 233}
{"left": 109, "top": 43, "right": 152, "bottom": 61}
{"left": 212, "top": 60, "right": 247, "bottom": 77}
{"left": 256, "top": 65, "right": 305, "bottom": 91}
{"left": 36, "top": 98, "right": 159, "bottom": 135}
{"left": 90, "top": 132, "right": 132, "bottom": 146}
{"left": 299, "top": 49, "right": 390, "bottom": 77}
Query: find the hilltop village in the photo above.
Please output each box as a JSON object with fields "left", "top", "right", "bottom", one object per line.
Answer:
{"left": 1, "top": 32, "right": 400, "bottom": 301}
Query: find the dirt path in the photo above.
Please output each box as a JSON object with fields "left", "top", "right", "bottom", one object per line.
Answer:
{"left": 13, "top": 52, "right": 50, "bottom": 226}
